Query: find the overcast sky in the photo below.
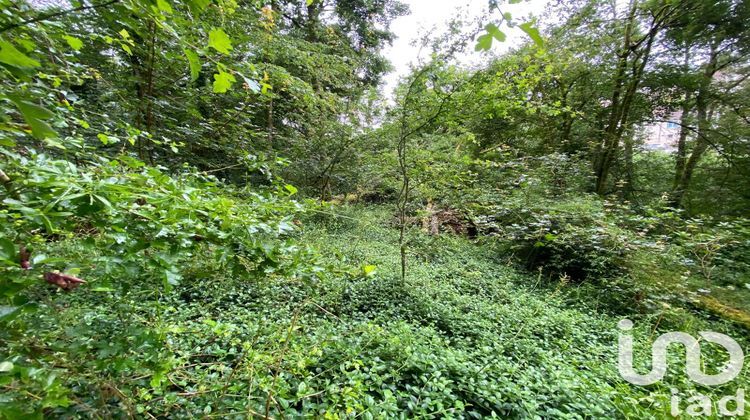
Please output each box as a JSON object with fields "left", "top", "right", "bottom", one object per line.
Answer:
{"left": 381, "top": 0, "right": 550, "bottom": 97}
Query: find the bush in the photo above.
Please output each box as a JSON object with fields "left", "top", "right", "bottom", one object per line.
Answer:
{"left": 475, "top": 196, "right": 635, "bottom": 282}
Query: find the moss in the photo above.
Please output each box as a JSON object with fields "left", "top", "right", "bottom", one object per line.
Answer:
{"left": 696, "top": 296, "right": 750, "bottom": 330}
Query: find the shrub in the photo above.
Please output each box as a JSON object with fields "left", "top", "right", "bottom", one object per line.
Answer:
{"left": 475, "top": 195, "right": 635, "bottom": 282}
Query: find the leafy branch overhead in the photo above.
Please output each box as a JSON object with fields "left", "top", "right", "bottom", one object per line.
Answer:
{"left": 476, "top": 0, "right": 544, "bottom": 51}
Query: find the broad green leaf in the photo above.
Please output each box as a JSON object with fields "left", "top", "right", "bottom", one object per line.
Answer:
{"left": 0, "top": 39, "right": 40, "bottom": 68}
{"left": 188, "top": 0, "right": 210, "bottom": 14}
{"left": 184, "top": 49, "right": 200, "bottom": 81}
{"left": 98, "top": 133, "right": 109, "bottom": 145}
{"left": 485, "top": 23, "right": 506, "bottom": 42}
{"left": 213, "top": 71, "right": 236, "bottom": 93}
{"left": 208, "top": 28, "right": 233, "bottom": 55}
{"left": 164, "top": 269, "right": 181, "bottom": 286}
{"left": 32, "top": 254, "right": 48, "bottom": 265}
{"left": 156, "top": 0, "right": 173, "bottom": 13}
{"left": 12, "top": 99, "right": 53, "bottom": 119}
{"left": 0, "top": 361, "right": 13, "bottom": 372}
{"left": 16, "top": 39, "right": 35, "bottom": 52}
{"left": 0, "top": 138, "right": 16, "bottom": 147}
{"left": 8, "top": 96, "right": 57, "bottom": 139}
{"left": 44, "top": 138, "right": 66, "bottom": 149}
{"left": 0, "top": 306, "right": 21, "bottom": 322}
{"left": 40, "top": 213, "right": 53, "bottom": 232}
{"left": 519, "top": 22, "right": 544, "bottom": 48}
{"left": 0, "top": 238, "right": 15, "bottom": 262}
{"left": 306, "top": 0, "right": 315, "bottom": 5}
{"left": 284, "top": 184, "right": 298, "bottom": 195}
{"left": 363, "top": 265, "right": 377, "bottom": 276}
{"left": 63, "top": 35, "right": 83, "bottom": 51}
{"left": 0, "top": 303, "right": 36, "bottom": 322}
{"left": 475, "top": 33, "right": 493, "bottom": 52}
{"left": 94, "top": 194, "right": 112, "bottom": 209}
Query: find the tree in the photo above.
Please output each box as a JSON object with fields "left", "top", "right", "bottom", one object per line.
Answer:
{"left": 666, "top": 0, "right": 750, "bottom": 208}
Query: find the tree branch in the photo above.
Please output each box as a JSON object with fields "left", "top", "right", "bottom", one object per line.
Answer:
{"left": 648, "top": 119, "right": 735, "bottom": 166}
{"left": 0, "top": 0, "right": 121, "bottom": 33}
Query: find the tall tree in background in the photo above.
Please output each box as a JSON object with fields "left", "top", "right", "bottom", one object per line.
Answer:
{"left": 666, "top": 0, "right": 750, "bottom": 207}
{"left": 592, "top": 0, "right": 679, "bottom": 196}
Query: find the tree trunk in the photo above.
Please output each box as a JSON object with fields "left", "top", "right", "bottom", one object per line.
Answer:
{"left": 267, "top": 98, "right": 274, "bottom": 143}
{"left": 673, "top": 99, "right": 692, "bottom": 189}
{"left": 621, "top": 131, "right": 634, "bottom": 199}
{"left": 593, "top": 0, "right": 636, "bottom": 195}
{"left": 673, "top": 47, "right": 692, "bottom": 189}
{"left": 671, "top": 45, "right": 718, "bottom": 208}
{"left": 594, "top": 0, "right": 668, "bottom": 196}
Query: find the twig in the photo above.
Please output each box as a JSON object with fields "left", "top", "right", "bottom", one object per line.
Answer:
{"left": 0, "top": 0, "right": 122, "bottom": 33}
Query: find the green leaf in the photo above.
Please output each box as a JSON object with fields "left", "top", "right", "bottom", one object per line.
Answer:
{"left": 0, "top": 238, "right": 15, "bottom": 262}
{"left": 94, "top": 194, "right": 112, "bottom": 209}
{"left": 284, "top": 184, "right": 298, "bottom": 195}
{"left": 184, "top": 50, "right": 200, "bottom": 82}
{"left": 475, "top": 33, "right": 493, "bottom": 52}
{"left": 156, "top": 0, "right": 173, "bottom": 13}
{"left": 32, "top": 254, "right": 48, "bottom": 265}
{"left": 363, "top": 265, "right": 377, "bottom": 277}
{"left": 208, "top": 28, "right": 233, "bottom": 55}
{"left": 8, "top": 96, "right": 57, "bottom": 139}
{"left": 0, "top": 39, "right": 40, "bottom": 68}
{"left": 28, "top": 118, "right": 56, "bottom": 139}
{"left": 0, "top": 306, "right": 21, "bottom": 322}
{"left": 188, "top": 0, "right": 210, "bottom": 14}
{"left": 0, "top": 361, "right": 13, "bottom": 372}
{"left": 63, "top": 35, "right": 83, "bottom": 51}
{"left": 12, "top": 99, "right": 53, "bottom": 119}
{"left": 519, "top": 22, "right": 544, "bottom": 48}
{"left": 485, "top": 23, "right": 506, "bottom": 42}
{"left": 164, "top": 269, "right": 181, "bottom": 286}
{"left": 97, "top": 133, "right": 109, "bottom": 145}
{"left": 0, "top": 303, "right": 36, "bottom": 322}
{"left": 212, "top": 71, "right": 236, "bottom": 93}
{"left": 306, "top": 0, "right": 315, "bottom": 5}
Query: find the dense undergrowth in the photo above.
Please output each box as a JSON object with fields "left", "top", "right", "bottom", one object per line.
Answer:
{"left": 3, "top": 202, "right": 748, "bottom": 418}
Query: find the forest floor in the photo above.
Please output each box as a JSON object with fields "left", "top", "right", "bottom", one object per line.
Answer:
{"left": 10, "top": 205, "right": 750, "bottom": 418}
